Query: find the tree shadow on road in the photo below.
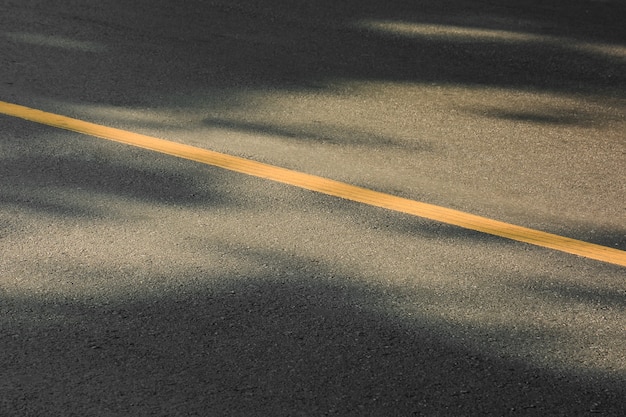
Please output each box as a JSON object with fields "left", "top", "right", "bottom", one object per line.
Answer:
{"left": 0, "top": 119, "right": 240, "bottom": 220}
{"left": 1, "top": 0, "right": 624, "bottom": 106}
{"left": 2, "top": 257, "right": 625, "bottom": 416}
{"left": 1, "top": 3, "right": 625, "bottom": 414}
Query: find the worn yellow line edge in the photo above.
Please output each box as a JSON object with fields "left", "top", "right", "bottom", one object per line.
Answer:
{"left": 2, "top": 100, "right": 624, "bottom": 267}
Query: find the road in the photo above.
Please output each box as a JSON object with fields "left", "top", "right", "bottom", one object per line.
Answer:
{"left": 1, "top": 0, "right": 625, "bottom": 415}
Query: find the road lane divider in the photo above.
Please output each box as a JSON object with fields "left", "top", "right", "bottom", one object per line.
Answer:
{"left": 1, "top": 100, "right": 625, "bottom": 267}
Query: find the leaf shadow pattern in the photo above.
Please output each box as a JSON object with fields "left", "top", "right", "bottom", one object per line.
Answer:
{"left": 202, "top": 117, "right": 433, "bottom": 151}
{"left": 0, "top": 151, "right": 236, "bottom": 218}
{"left": 466, "top": 107, "right": 600, "bottom": 127}
{"left": 2, "top": 0, "right": 625, "bottom": 109}
{"left": 519, "top": 280, "right": 626, "bottom": 310}
{"left": 2, "top": 258, "right": 625, "bottom": 416}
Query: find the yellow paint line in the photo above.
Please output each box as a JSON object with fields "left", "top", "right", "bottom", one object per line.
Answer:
{"left": 1, "top": 100, "right": 625, "bottom": 267}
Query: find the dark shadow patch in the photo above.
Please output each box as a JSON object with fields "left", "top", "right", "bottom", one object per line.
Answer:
{"left": 473, "top": 108, "right": 597, "bottom": 126}
{"left": 0, "top": 193, "right": 98, "bottom": 219}
{"left": 1, "top": 269, "right": 625, "bottom": 416}
{"left": 0, "top": 152, "right": 234, "bottom": 216}
{"left": 2, "top": 0, "right": 625, "bottom": 110}
{"left": 203, "top": 117, "right": 431, "bottom": 150}
{"left": 520, "top": 281, "right": 626, "bottom": 310}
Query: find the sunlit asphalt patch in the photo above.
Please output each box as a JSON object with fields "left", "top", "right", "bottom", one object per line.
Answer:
{"left": 1, "top": 100, "right": 624, "bottom": 267}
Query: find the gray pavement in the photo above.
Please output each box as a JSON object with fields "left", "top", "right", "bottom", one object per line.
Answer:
{"left": 1, "top": 0, "right": 625, "bottom": 415}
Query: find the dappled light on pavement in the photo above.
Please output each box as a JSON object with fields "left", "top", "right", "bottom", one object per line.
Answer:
{"left": 1, "top": 0, "right": 625, "bottom": 414}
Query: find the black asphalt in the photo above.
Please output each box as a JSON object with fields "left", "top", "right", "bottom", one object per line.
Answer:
{"left": 1, "top": 1, "right": 625, "bottom": 415}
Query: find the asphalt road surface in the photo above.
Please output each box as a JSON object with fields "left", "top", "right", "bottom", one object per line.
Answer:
{"left": 1, "top": 0, "right": 625, "bottom": 415}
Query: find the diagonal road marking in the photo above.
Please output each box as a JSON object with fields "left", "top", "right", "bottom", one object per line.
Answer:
{"left": 1, "top": 100, "right": 624, "bottom": 267}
